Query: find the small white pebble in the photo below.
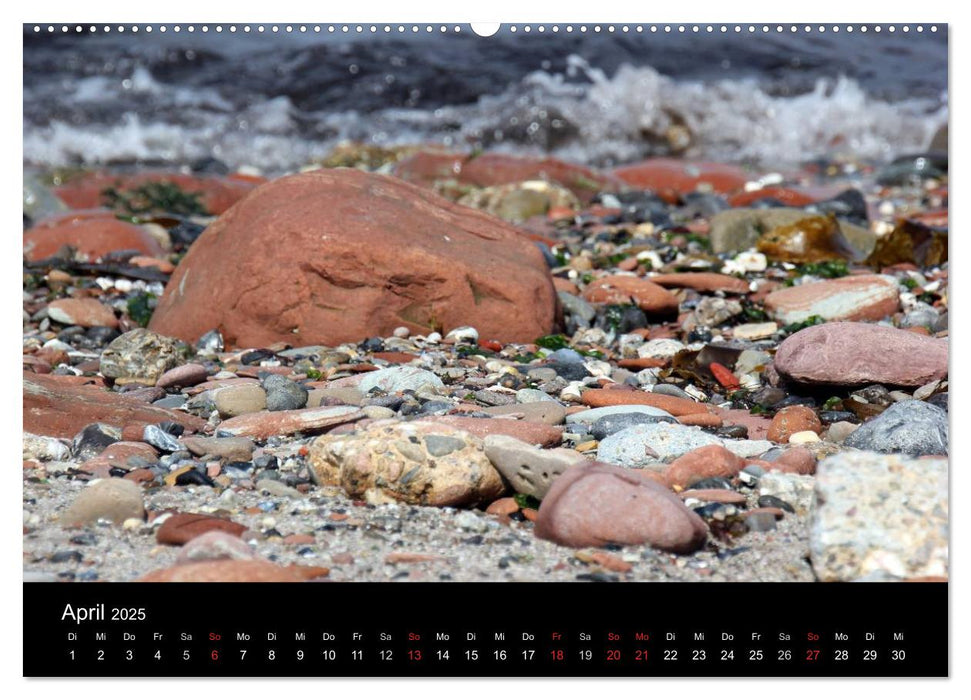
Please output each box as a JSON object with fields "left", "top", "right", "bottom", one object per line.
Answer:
{"left": 393, "top": 326, "right": 410, "bottom": 338}
{"left": 789, "top": 431, "right": 821, "bottom": 444}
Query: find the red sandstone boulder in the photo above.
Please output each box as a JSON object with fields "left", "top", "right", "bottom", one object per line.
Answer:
{"left": 149, "top": 170, "right": 558, "bottom": 348}
{"left": 23, "top": 211, "right": 165, "bottom": 262}
{"left": 534, "top": 462, "right": 708, "bottom": 552}
{"left": 393, "top": 151, "right": 619, "bottom": 203}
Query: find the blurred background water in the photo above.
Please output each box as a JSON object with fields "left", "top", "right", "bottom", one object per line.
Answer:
{"left": 22, "top": 26, "right": 948, "bottom": 173}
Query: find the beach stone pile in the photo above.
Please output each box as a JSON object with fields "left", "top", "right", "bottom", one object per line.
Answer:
{"left": 22, "top": 148, "right": 948, "bottom": 583}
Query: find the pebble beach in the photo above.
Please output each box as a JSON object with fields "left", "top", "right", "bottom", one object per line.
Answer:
{"left": 22, "top": 29, "right": 948, "bottom": 585}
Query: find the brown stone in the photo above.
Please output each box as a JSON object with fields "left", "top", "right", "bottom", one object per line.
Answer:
{"left": 24, "top": 211, "right": 165, "bottom": 262}
{"left": 680, "top": 488, "right": 747, "bottom": 504}
{"left": 46, "top": 298, "right": 118, "bottom": 328}
{"left": 773, "top": 322, "right": 948, "bottom": 387}
{"left": 385, "top": 552, "right": 448, "bottom": 564}
{"left": 612, "top": 159, "right": 748, "bottom": 195}
{"left": 371, "top": 351, "right": 419, "bottom": 364}
{"left": 617, "top": 357, "right": 668, "bottom": 370}
{"left": 149, "top": 169, "right": 557, "bottom": 348}
{"left": 767, "top": 446, "right": 817, "bottom": 475}
{"left": 138, "top": 560, "right": 305, "bottom": 582}
{"left": 156, "top": 513, "right": 247, "bottom": 545}
{"left": 578, "top": 550, "right": 633, "bottom": 573}
{"left": 24, "top": 372, "right": 206, "bottom": 439}
{"left": 648, "top": 272, "right": 750, "bottom": 294}
{"left": 534, "top": 462, "right": 708, "bottom": 552}
{"left": 767, "top": 406, "right": 822, "bottom": 443}
{"left": 419, "top": 416, "right": 563, "bottom": 447}
{"left": 128, "top": 256, "right": 176, "bottom": 274}
{"left": 664, "top": 445, "right": 746, "bottom": 489}
{"left": 552, "top": 277, "right": 580, "bottom": 295}
{"left": 486, "top": 497, "right": 521, "bottom": 516}
{"left": 763, "top": 275, "right": 900, "bottom": 325}
{"left": 581, "top": 389, "right": 711, "bottom": 417}
{"left": 582, "top": 275, "right": 679, "bottom": 315}
{"left": 216, "top": 406, "right": 364, "bottom": 440}
{"left": 677, "top": 413, "right": 723, "bottom": 428}
{"left": 156, "top": 363, "right": 209, "bottom": 389}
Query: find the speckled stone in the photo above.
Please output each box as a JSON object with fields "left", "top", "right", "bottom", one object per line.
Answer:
{"left": 810, "top": 451, "right": 948, "bottom": 581}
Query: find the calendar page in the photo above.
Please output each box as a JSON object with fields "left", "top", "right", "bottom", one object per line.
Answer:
{"left": 21, "top": 17, "right": 949, "bottom": 679}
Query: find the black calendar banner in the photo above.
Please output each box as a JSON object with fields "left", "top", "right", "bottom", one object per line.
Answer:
{"left": 24, "top": 583, "right": 947, "bottom": 677}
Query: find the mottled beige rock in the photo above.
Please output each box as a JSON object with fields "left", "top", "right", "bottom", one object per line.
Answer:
{"left": 309, "top": 421, "right": 505, "bottom": 507}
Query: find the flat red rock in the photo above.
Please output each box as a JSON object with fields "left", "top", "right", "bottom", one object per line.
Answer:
{"left": 648, "top": 272, "right": 750, "bottom": 294}
{"left": 419, "top": 416, "right": 563, "bottom": 448}
{"left": 23, "top": 372, "right": 206, "bottom": 439}
{"left": 156, "top": 513, "right": 247, "bottom": 545}
{"left": 581, "top": 389, "right": 711, "bottom": 417}
{"left": 773, "top": 322, "right": 948, "bottom": 387}
{"left": 137, "top": 560, "right": 306, "bottom": 582}
{"left": 763, "top": 274, "right": 900, "bottom": 325}
{"left": 46, "top": 298, "right": 118, "bottom": 328}
{"left": 581, "top": 275, "right": 679, "bottom": 315}
{"left": 24, "top": 211, "right": 165, "bottom": 262}
{"left": 612, "top": 158, "right": 748, "bottom": 195}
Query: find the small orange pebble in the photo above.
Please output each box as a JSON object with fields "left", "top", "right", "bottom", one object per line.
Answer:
{"left": 522, "top": 508, "right": 538, "bottom": 522}
{"left": 678, "top": 413, "right": 723, "bottom": 428}
{"left": 709, "top": 362, "right": 740, "bottom": 391}
{"left": 480, "top": 339, "right": 503, "bottom": 352}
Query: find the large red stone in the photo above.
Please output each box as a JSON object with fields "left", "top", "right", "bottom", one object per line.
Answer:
{"left": 612, "top": 159, "right": 749, "bottom": 195}
{"left": 54, "top": 172, "right": 261, "bottom": 216}
{"left": 23, "top": 372, "right": 206, "bottom": 439}
{"left": 149, "top": 170, "right": 558, "bottom": 348}
{"left": 23, "top": 211, "right": 165, "bottom": 262}
{"left": 393, "top": 151, "right": 619, "bottom": 203}
{"left": 534, "top": 462, "right": 708, "bottom": 552}
{"left": 773, "top": 322, "right": 948, "bottom": 387}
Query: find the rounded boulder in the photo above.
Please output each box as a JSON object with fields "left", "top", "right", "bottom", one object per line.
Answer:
{"left": 149, "top": 170, "right": 558, "bottom": 348}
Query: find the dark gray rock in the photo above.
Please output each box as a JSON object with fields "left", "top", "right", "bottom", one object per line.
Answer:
{"left": 72, "top": 423, "right": 121, "bottom": 460}
{"left": 843, "top": 400, "right": 948, "bottom": 456}
{"left": 589, "top": 411, "right": 675, "bottom": 440}
{"left": 143, "top": 424, "right": 182, "bottom": 453}
{"left": 262, "top": 375, "right": 309, "bottom": 412}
